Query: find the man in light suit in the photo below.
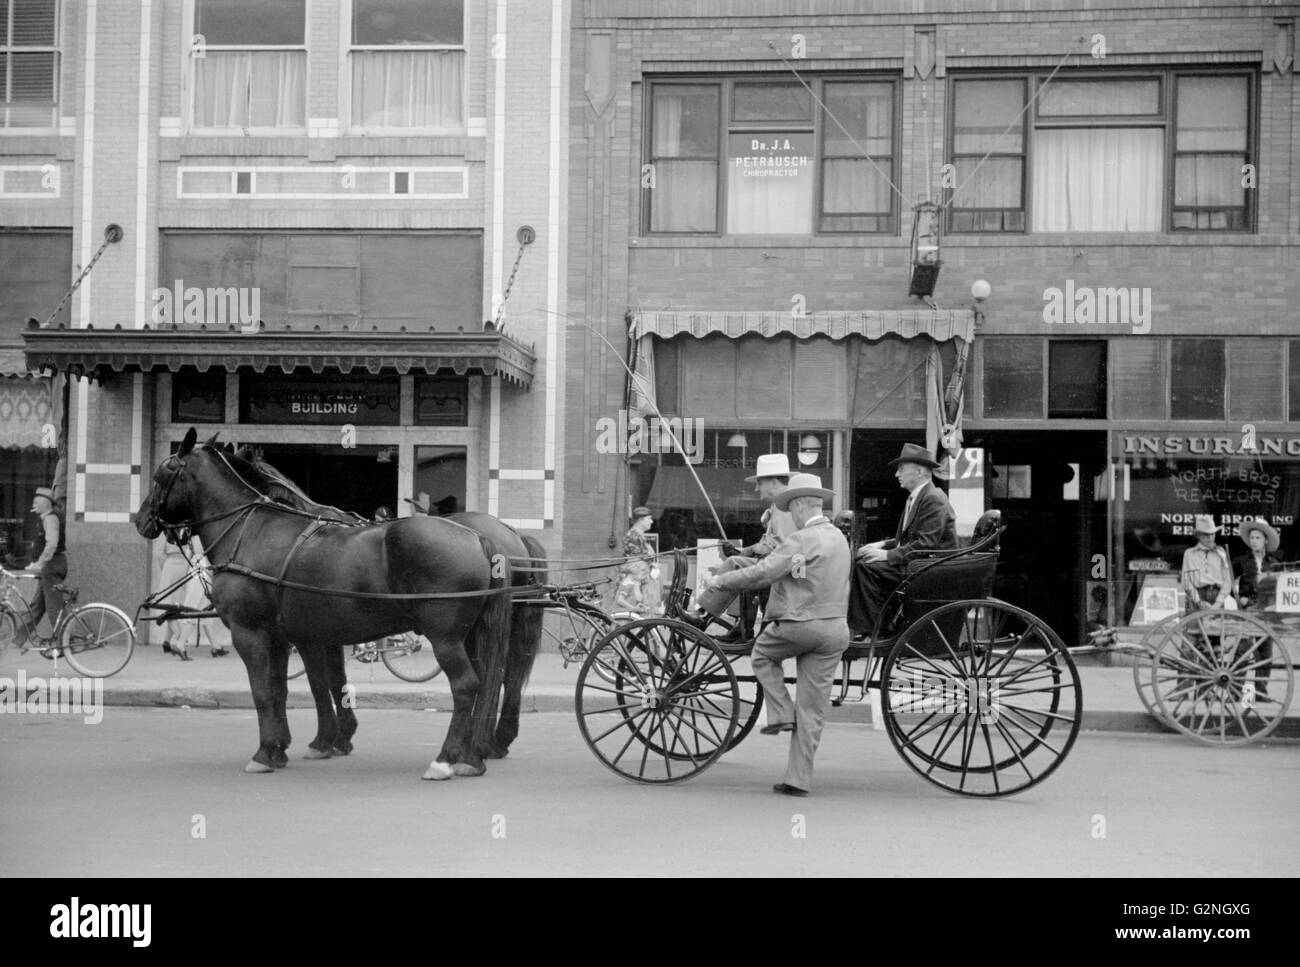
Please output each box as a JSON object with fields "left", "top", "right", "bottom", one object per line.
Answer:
{"left": 848, "top": 443, "right": 957, "bottom": 640}
{"left": 698, "top": 472, "right": 850, "bottom": 797}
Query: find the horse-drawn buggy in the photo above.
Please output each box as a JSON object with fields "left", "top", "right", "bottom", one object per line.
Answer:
{"left": 572, "top": 510, "right": 1084, "bottom": 797}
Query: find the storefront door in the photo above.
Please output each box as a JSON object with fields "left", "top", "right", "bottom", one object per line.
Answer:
{"left": 253, "top": 443, "right": 398, "bottom": 519}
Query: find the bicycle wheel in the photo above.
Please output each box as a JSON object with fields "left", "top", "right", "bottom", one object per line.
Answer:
{"left": 60, "top": 604, "right": 135, "bottom": 678}
{"left": 287, "top": 645, "right": 306, "bottom": 680}
{"left": 380, "top": 632, "right": 442, "bottom": 683}
{"left": 541, "top": 603, "right": 615, "bottom": 680}
{"left": 0, "top": 608, "right": 18, "bottom": 659}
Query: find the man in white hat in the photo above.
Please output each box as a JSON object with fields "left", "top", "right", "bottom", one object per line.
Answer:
{"left": 697, "top": 472, "right": 850, "bottom": 797}
{"left": 848, "top": 442, "right": 957, "bottom": 639}
{"left": 1233, "top": 517, "right": 1281, "bottom": 610}
{"left": 688, "top": 453, "right": 793, "bottom": 639}
{"left": 14, "top": 486, "right": 68, "bottom": 651}
{"left": 1181, "top": 515, "right": 1234, "bottom": 612}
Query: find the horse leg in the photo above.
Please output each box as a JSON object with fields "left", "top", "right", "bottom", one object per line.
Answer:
{"left": 296, "top": 641, "right": 341, "bottom": 759}
{"left": 327, "top": 643, "right": 357, "bottom": 755}
{"left": 231, "top": 624, "right": 292, "bottom": 774}
{"left": 421, "top": 637, "right": 482, "bottom": 780}
{"left": 265, "top": 631, "right": 293, "bottom": 768}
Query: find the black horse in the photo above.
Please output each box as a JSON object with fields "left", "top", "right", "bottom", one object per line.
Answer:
{"left": 135, "top": 428, "right": 513, "bottom": 779}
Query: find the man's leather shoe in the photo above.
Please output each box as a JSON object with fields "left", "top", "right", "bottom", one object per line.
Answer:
{"left": 678, "top": 611, "right": 711, "bottom": 631}
{"left": 772, "top": 782, "right": 808, "bottom": 797}
{"left": 760, "top": 722, "right": 795, "bottom": 735}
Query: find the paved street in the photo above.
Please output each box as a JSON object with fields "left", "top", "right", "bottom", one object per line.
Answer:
{"left": 2, "top": 708, "right": 1296, "bottom": 877}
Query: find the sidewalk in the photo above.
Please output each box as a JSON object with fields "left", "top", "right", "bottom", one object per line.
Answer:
{"left": 5, "top": 638, "right": 1297, "bottom": 738}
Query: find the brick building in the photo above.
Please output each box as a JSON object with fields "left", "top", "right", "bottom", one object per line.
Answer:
{"left": 564, "top": 0, "right": 1300, "bottom": 641}
{"left": 2, "top": 0, "right": 569, "bottom": 620}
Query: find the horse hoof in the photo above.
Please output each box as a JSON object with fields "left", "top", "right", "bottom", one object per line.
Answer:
{"left": 303, "top": 747, "right": 332, "bottom": 760}
{"left": 331, "top": 744, "right": 352, "bottom": 757}
{"left": 481, "top": 746, "right": 509, "bottom": 760}
{"left": 423, "top": 760, "right": 454, "bottom": 781}
{"left": 452, "top": 761, "right": 485, "bottom": 777}
{"left": 244, "top": 759, "right": 275, "bottom": 774}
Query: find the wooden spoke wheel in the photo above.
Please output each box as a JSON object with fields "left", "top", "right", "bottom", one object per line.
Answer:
{"left": 880, "top": 599, "right": 1082, "bottom": 798}
{"left": 575, "top": 618, "right": 740, "bottom": 784}
{"left": 1151, "top": 610, "right": 1295, "bottom": 747}
{"left": 1133, "top": 613, "right": 1184, "bottom": 728}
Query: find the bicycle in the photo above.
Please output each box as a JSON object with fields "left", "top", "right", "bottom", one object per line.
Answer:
{"left": 0, "top": 568, "right": 137, "bottom": 678}
{"left": 286, "top": 630, "right": 442, "bottom": 683}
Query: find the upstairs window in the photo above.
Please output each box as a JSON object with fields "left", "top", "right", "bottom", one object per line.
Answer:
{"left": 947, "top": 71, "right": 1252, "bottom": 234}
{"left": 191, "top": 0, "right": 306, "bottom": 131}
{"left": 645, "top": 76, "right": 898, "bottom": 235}
{"left": 350, "top": 0, "right": 464, "bottom": 131}
{"left": 1, "top": 0, "right": 58, "bottom": 130}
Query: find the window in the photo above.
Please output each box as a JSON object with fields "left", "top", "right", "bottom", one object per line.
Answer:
{"left": 1, "top": 0, "right": 58, "bottom": 129}
{"left": 350, "top": 0, "right": 464, "bottom": 131}
{"left": 414, "top": 376, "right": 468, "bottom": 426}
{"left": 982, "top": 339, "right": 1042, "bottom": 419}
{"left": 1170, "top": 339, "right": 1225, "bottom": 420}
{"left": 171, "top": 370, "right": 226, "bottom": 423}
{"left": 947, "top": 71, "right": 1252, "bottom": 233}
{"left": 646, "top": 76, "right": 898, "bottom": 235}
{"left": 191, "top": 0, "right": 305, "bottom": 131}
{"left": 1048, "top": 340, "right": 1106, "bottom": 419}
{"left": 1291, "top": 342, "right": 1300, "bottom": 423}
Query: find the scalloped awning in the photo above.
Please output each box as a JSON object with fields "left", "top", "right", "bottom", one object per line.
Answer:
{"left": 22, "top": 327, "right": 537, "bottom": 388}
{"left": 631, "top": 308, "right": 975, "bottom": 343}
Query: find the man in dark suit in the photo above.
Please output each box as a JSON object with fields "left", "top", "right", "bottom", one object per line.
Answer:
{"left": 848, "top": 443, "right": 957, "bottom": 639}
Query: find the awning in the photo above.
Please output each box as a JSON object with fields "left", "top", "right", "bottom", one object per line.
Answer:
{"left": 22, "top": 326, "right": 537, "bottom": 388}
{"left": 0, "top": 348, "right": 40, "bottom": 379}
{"left": 632, "top": 308, "right": 975, "bottom": 343}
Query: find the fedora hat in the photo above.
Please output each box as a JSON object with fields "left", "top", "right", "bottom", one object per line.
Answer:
{"left": 774, "top": 473, "right": 834, "bottom": 512}
{"left": 631, "top": 505, "right": 653, "bottom": 519}
{"left": 887, "top": 443, "right": 941, "bottom": 470}
{"left": 1193, "top": 514, "right": 1221, "bottom": 535}
{"left": 1238, "top": 517, "right": 1279, "bottom": 553}
{"left": 34, "top": 487, "right": 56, "bottom": 502}
{"left": 744, "top": 453, "right": 792, "bottom": 484}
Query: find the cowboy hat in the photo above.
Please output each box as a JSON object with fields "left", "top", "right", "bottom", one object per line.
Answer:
{"left": 33, "top": 487, "right": 56, "bottom": 502}
{"left": 887, "top": 443, "right": 941, "bottom": 470}
{"left": 744, "top": 453, "right": 792, "bottom": 484}
{"left": 774, "top": 473, "right": 834, "bottom": 511}
{"left": 1193, "top": 514, "right": 1221, "bottom": 535}
{"left": 1238, "top": 517, "right": 1279, "bottom": 553}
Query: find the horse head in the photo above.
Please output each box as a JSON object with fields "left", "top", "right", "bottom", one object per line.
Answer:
{"left": 135, "top": 427, "right": 223, "bottom": 540}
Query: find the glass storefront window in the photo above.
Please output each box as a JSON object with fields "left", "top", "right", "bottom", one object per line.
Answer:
{"left": 239, "top": 372, "right": 399, "bottom": 425}
{"left": 413, "top": 376, "right": 468, "bottom": 426}
{"left": 983, "top": 339, "right": 1042, "bottom": 418}
{"left": 172, "top": 371, "right": 226, "bottom": 423}
{"left": 413, "top": 445, "right": 465, "bottom": 517}
{"left": 635, "top": 428, "right": 835, "bottom": 551}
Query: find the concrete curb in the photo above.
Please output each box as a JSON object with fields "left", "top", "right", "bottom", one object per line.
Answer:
{"left": 97, "top": 686, "right": 1300, "bottom": 738}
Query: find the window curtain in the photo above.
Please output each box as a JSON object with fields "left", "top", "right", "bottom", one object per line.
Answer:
{"left": 194, "top": 51, "right": 305, "bottom": 128}
{"left": 1031, "top": 128, "right": 1162, "bottom": 231}
{"left": 822, "top": 91, "right": 892, "bottom": 214}
{"left": 726, "top": 132, "right": 814, "bottom": 234}
{"left": 650, "top": 92, "right": 716, "bottom": 232}
{"left": 351, "top": 50, "right": 464, "bottom": 128}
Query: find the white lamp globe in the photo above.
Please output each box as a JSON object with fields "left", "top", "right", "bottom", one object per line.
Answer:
{"left": 971, "top": 279, "right": 992, "bottom": 301}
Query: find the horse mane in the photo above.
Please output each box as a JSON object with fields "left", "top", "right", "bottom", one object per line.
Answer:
{"left": 218, "top": 446, "right": 366, "bottom": 524}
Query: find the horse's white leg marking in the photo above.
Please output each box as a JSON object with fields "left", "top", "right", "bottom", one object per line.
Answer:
{"left": 423, "top": 760, "right": 454, "bottom": 781}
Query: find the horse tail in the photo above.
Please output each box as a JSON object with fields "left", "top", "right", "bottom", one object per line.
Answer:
{"left": 511, "top": 534, "right": 548, "bottom": 688}
{"left": 468, "top": 535, "right": 512, "bottom": 756}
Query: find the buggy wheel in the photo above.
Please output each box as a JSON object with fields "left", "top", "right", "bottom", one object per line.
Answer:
{"left": 575, "top": 618, "right": 739, "bottom": 784}
{"left": 60, "top": 604, "right": 136, "bottom": 678}
{"left": 1134, "top": 614, "right": 1184, "bottom": 727}
{"left": 727, "top": 664, "right": 764, "bottom": 750}
{"left": 881, "top": 599, "right": 1081, "bottom": 797}
{"left": 287, "top": 645, "right": 306, "bottom": 680}
{"left": 380, "top": 632, "right": 442, "bottom": 682}
{"left": 1151, "top": 610, "right": 1294, "bottom": 747}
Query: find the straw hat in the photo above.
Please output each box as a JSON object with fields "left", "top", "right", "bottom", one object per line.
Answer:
{"left": 774, "top": 473, "right": 834, "bottom": 511}
{"left": 34, "top": 487, "right": 56, "bottom": 502}
{"left": 1193, "top": 514, "right": 1221, "bottom": 535}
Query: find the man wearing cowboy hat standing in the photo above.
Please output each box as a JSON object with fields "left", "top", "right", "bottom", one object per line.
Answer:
{"left": 1181, "top": 515, "right": 1234, "bottom": 612}
{"left": 848, "top": 443, "right": 957, "bottom": 639}
{"left": 689, "top": 454, "right": 795, "bottom": 639}
{"left": 697, "top": 472, "right": 850, "bottom": 797}
{"left": 1233, "top": 517, "right": 1282, "bottom": 610}
{"left": 14, "top": 486, "right": 68, "bottom": 651}
{"left": 613, "top": 505, "right": 658, "bottom": 613}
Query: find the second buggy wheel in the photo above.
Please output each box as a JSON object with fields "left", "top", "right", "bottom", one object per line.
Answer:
{"left": 1151, "top": 610, "right": 1295, "bottom": 746}
{"left": 1133, "top": 613, "right": 1183, "bottom": 728}
{"left": 575, "top": 618, "right": 740, "bottom": 784}
{"left": 880, "top": 599, "right": 1082, "bottom": 797}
